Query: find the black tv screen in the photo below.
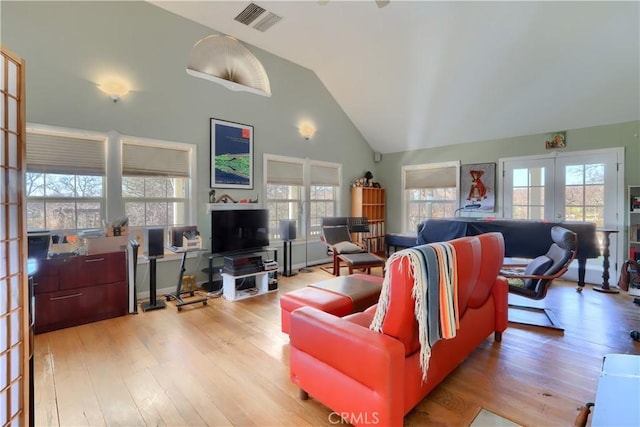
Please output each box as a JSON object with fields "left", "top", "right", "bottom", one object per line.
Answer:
{"left": 211, "top": 209, "right": 269, "bottom": 254}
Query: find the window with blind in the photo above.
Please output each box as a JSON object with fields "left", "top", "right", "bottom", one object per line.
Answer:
{"left": 264, "top": 155, "right": 341, "bottom": 240}
{"left": 122, "top": 139, "right": 192, "bottom": 229}
{"left": 309, "top": 163, "right": 340, "bottom": 237}
{"left": 25, "top": 130, "right": 107, "bottom": 231}
{"left": 402, "top": 161, "right": 460, "bottom": 232}
{"left": 24, "top": 126, "right": 196, "bottom": 237}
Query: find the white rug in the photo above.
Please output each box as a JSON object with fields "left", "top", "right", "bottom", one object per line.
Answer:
{"left": 470, "top": 408, "right": 522, "bottom": 427}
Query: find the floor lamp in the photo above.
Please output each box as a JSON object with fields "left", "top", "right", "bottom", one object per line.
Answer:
{"left": 280, "top": 219, "right": 297, "bottom": 277}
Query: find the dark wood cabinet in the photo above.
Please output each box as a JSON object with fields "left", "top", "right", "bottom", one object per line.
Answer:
{"left": 33, "top": 252, "right": 128, "bottom": 334}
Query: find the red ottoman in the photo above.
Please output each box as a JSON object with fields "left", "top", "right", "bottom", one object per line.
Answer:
{"left": 280, "top": 274, "right": 383, "bottom": 334}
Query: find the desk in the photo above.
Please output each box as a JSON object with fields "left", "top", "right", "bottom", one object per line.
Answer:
{"left": 164, "top": 247, "right": 208, "bottom": 311}
{"left": 414, "top": 218, "right": 600, "bottom": 288}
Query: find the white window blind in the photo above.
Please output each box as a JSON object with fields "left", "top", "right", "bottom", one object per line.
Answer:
{"left": 26, "top": 132, "right": 106, "bottom": 175}
{"left": 122, "top": 141, "right": 190, "bottom": 177}
{"left": 311, "top": 163, "right": 340, "bottom": 186}
{"left": 266, "top": 158, "right": 303, "bottom": 185}
{"left": 405, "top": 165, "right": 457, "bottom": 189}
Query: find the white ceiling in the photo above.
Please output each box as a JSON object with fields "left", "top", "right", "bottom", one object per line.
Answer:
{"left": 150, "top": 1, "right": 640, "bottom": 154}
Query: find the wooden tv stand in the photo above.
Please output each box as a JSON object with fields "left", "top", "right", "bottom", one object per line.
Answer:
{"left": 222, "top": 269, "right": 277, "bottom": 301}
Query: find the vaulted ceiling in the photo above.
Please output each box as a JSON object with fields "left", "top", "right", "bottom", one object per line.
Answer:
{"left": 150, "top": 1, "right": 640, "bottom": 154}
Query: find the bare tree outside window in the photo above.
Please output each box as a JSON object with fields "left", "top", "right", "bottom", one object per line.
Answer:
{"left": 26, "top": 172, "right": 104, "bottom": 231}
{"left": 123, "top": 176, "right": 188, "bottom": 228}
{"left": 310, "top": 185, "right": 336, "bottom": 237}
{"left": 406, "top": 187, "right": 456, "bottom": 232}
{"left": 266, "top": 184, "right": 302, "bottom": 239}
{"left": 25, "top": 128, "right": 195, "bottom": 240}
{"left": 564, "top": 163, "right": 605, "bottom": 226}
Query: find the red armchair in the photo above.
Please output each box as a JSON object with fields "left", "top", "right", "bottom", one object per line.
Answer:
{"left": 289, "top": 232, "right": 508, "bottom": 426}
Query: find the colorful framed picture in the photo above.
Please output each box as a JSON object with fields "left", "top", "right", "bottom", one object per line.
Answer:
{"left": 210, "top": 118, "right": 254, "bottom": 189}
{"left": 459, "top": 162, "right": 496, "bottom": 213}
{"left": 545, "top": 131, "right": 566, "bottom": 149}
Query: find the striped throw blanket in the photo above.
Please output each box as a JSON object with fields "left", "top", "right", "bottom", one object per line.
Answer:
{"left": 370, "top": 243, "right": 459, "bottom": 381}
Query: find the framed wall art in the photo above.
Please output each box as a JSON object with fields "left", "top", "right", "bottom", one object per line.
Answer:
{"left": 210, "top": 118, "right": 254, "bottom": 189}
{"left": 459, "top": 162, "right": 496, "bottom": 212}
{"left": 545, "top": 131, "right": 566, "bottom": 149}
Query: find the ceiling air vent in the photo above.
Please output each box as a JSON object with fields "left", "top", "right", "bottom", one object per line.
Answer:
{"left": 234, "top": 3, "right": 282, "bottom": 32}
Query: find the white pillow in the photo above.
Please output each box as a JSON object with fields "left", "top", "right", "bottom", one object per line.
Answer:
{"left": 333, "top": 241, "right": 363, "bottom": 254}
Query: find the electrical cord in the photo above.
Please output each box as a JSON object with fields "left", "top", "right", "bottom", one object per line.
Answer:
{"left": 196, "top": 289, "right": 222, "bottom": 299}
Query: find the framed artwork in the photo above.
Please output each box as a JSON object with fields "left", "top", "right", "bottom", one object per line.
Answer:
{"left": 459, "top": 163, "right": 496, "bottom": 212}
{"left": 545, "top": 131, "right": 566, "bottom": 149}
{"left": 210, "top": 118, "right": 254, "bottom": 189}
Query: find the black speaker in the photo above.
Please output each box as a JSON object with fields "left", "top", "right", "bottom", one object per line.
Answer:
{"left": 143, "top": 227, "right": 164, "bottom": 258}
{"left": 205, "top": 256, "right": 222, "bottom": 292}
{"left": 279, "top": 219, "right": 297, "bottom": 241}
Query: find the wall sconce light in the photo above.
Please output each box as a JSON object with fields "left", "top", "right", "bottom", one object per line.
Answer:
{"left": 299, "top": 122, "right": 316, "bottom": 140}
{"left": 98, "top": 80, "right": 130, "bottom": 102}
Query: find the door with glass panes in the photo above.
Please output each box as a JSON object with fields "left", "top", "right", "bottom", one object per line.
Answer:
{"left": 502, "top": 148, "right": 623, "bottom": 284}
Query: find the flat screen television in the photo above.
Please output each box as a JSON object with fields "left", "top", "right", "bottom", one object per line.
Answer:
{"left": 211, "top": 209, "right": 269, "bottom": 254}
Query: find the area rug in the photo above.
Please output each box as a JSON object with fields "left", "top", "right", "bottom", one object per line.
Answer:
{"left": 469, "top": 408, "right": 522, "bottom": 427}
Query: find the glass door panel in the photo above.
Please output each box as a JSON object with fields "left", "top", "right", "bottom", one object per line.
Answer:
{"left": 555, "top": 151, "right": 620, "bottom": 284}
{"left": 502, "top": 149, "right": 622, "bottom": 285}
{"left": 502, "top": 158, "right": 554, "bottom": 220}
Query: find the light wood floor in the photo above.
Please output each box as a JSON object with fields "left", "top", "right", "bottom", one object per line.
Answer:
{"left": 34, "top": 265, "right": 640, "bottom": 426}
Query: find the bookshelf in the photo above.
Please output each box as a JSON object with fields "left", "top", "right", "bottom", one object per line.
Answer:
{"left": 351, "top": 187, "right": 386, "bottom": 255}
{"left": 628, "top": 185, "right": 640, "bottom": 296}
{"left": 629, "top": 185, "right": 640, "bottom": 261}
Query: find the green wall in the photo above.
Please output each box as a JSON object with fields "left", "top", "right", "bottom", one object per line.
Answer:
{"left": 377, "top": 121, "right": 640, "bottom": 233}
{"left": 0, "top": 1, "right": 377, "bottom": 210}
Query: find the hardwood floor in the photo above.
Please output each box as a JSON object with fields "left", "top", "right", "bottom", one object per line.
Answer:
{"left": 34, "top": 265, "right": 640, "bottom": 426}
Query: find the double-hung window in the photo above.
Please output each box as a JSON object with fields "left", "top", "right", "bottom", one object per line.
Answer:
{"left": 265, "top": 154, "right": 341, "bottom": 240}
{"left": 122, "top": 139, "right": 192, "bottom": 231}
{"left": 25, "top": 129, "right": 107, "bottom": 231}
{"left": 309, "top": 163, "right": 340, "bottom": 237}
{"left": 25, "top": 126, "right": 196, "bottom": 247}
{"left": 265, "top": 156, "right": 303, "bottom": 240}
{"left": 402, "top": 161, "right": 459, "bottom": 232}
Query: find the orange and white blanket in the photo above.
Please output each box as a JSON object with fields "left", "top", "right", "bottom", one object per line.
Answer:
{"left": 370, "top": 242, "right": 458, "bottom": 381}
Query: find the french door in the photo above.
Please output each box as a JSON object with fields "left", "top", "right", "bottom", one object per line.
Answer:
{"left": 501, "top": 148, "right": 624, "bottom": 284}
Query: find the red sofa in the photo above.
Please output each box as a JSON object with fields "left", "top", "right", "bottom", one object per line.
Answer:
{"left": 289, "top": 232, "right": 508, "bottom": 426}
